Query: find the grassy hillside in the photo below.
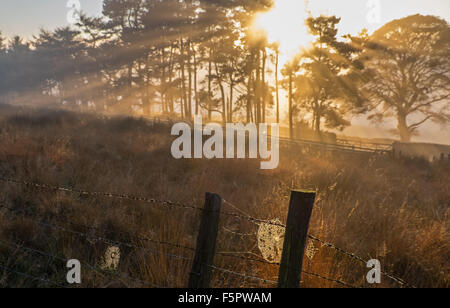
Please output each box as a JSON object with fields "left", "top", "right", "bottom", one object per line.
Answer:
{"left": 0, "top": 105, "right": 448, "bottom": 288}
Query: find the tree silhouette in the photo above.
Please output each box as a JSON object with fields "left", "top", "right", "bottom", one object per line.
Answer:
{"left": 0, "top": 32, "right": 6, "bottom": 99}
{"left": 359, "top": 15, "right": 450, "bottom": 142}
{"left": 292, "top": 16, "right": 363, "bottom": 137}
{"left": 281, "top": 56, "right": 300, "bottom": 138}
{"left": 34, "top": 28, "right": 86, "bottom": 106}
{"left": 0, "top": 1, "right": 448, "bottom": 145}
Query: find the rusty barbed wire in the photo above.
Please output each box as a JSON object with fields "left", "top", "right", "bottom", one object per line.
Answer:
{"left": 221, "top": 199, "right": 415, "bottom": 288}
{"left": 222, "top": 199, "right": 252, "bottom": 217}
{"left": 216, "top": 251, "right": 281, "bottom": 266}
{"left": 207, "top": 264, "right": 278, "bottom": 286}
{"left": 306, "top": 234, "right": 414, "bottom": 288}
{"left": 0, "top": 176, "right": 415, "bottom": 288}
{"left": 207, "top": 263, "right": 358, "bottom": 288}
{"left": 222, "top": 226, "right": 256, "bottom": 237}
{"left": 215, "top": 253, "right": 359, "bottom": 288}
{"left": 0, "top": 238, "right": 163, "bottom": 288}
{"left": 0, "top": 202, "right": 195, "bottom": 252}
{"left": 301, "top": 270, "right": 358, "bottom": 288}
{"left": 0, "top": 177, "right": 204, "bottom": 212}
{"left": 0, "top": 263, "right": 68, "bottom": 288}
{"left": 307, "top": 234, "right": 369, "bottom": 263}
{"left": 0, "top": 203, "right": 194, "bottom": 264}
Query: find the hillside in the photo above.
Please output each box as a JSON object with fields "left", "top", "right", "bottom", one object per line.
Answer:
{"left": 0, "top": 105, "right": 448, "bottom": 288}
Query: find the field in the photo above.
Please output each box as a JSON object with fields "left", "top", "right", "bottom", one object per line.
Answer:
{"left": 0, "top": 104, "right": 448, "bottom": 288}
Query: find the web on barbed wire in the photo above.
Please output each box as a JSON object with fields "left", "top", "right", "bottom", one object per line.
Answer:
{"left": 257, "top": 219, "right": 285, "bottom": 263}
{"left": 0, "top": 177, "right": 415, "bottom": 288}
{"left": 256, "top": 219, "right": 318, "bottom": 263}
{"left": 100, "top": 246, "right": 121, "bottom": 271}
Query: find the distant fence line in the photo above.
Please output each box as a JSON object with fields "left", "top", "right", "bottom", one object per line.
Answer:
{"left": 5, "top": 106, "right": 450, "bottom": 158}
{"left": 150, "top": 116, "right": 450, "bottom": 160}
{"left": 147, "top": 116, "right": 393, "bottom": 154}
{"left": 0, "top": 176, "right": 414, "bottom": 288}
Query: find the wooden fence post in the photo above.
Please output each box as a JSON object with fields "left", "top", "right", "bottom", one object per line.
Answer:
{"left": 188, "top": 193, "right": 222, "bottom": 288}
{"left": 278, "top": 190, "right": 316, "bottom": 288}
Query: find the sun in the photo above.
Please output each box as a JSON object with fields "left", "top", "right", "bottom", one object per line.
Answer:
{"left": 252, "top": 0, "right": 313, "bottom": 61}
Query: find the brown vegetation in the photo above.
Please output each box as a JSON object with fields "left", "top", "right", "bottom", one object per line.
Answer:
{"left": 0, "top": 105, "right": 448, "bottom": 288}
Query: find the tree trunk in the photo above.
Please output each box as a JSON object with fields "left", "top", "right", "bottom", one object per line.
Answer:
{"left": 314, "top": 101, "right": 322, "bottom": 140}
{"left": 397, "top": 114, "right": 412, "bottom": 142}
{"left": 168, "top": 45, "right": 175, "bottom": 114}
{"left": 262, "top": 48, "right": 267, "bottom": 123}
{"left": 229, "top": 78, "right": 234, "bottom": 122}
{"left": 128, "top": 62, "right": 133, "bottom": 102}
{"left": 215, "top": 62, "right": 226, "bottom": 124}
{"left": 161, "top": 47, "right": 166, "bottom": 114}
{"left": 246, "top": 72, "right": 253, "bottom": 123}
{"left": 179, "top": 68, "right": 184, "bottom": 118}
{"left": 208, "top": 48, "right": 213, "bottom": 121}
{"left": 255, "top": 50, "right": 261, "bottom": 123}
{"left": 315, "top": 112, "right": 321, "bottom": 134}
{"left": 145, "top": 54, "right": 151, "bottom": 116}
{"left": 180, "top": 38, "right": 189, "bottom": 119}
{"left": 289, "top": 73, "right": 293, "bottom": 139}
{"left": 187, "top": 39, "right": 193, "bottom": 119}
{"left": 193, "top": 44, "right": 199, "bottom": 116}
{"left": 275, "top": 50, "right": 280, "bottom": 123}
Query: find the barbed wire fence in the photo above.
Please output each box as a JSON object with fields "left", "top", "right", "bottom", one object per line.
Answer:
{"left": 0, "top": 176, "right": 414, "bottom": 288}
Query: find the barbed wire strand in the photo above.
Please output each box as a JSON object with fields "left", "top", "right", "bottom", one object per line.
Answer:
{"left": 220, "top": 199, "right": 415, "bottom": 288}
{"left": 0, "top": 188, "right": 277, "bottom": 288}
{"left": 207, "top": 264, "right": 278, "bottom": 286}
{"left": 0, "top": 204, "right": 194, "bottom": 265}
{"left": 0, "top": 202, "right": 195, "bottom": 252}
{"left": 0, "top": 177, "right": 203, "bottom": 212}
{"left": 215, "top": 253, "right": 358, "bottom": 288}
{"left": 0, "top": 177, "right": 283, "bottom": 228}
{"left": 207, "top": 263, "right": 357, "bottom": 288}
{"left": 222, "top": 199, "right": 252, "bottom": 217}
{"left": 216, "top": 252, "right": 280, "bottom": 266}
{"left": 0, "top": 177, "right": 414, "bottom": 288}
{"left": 307, "top": 235, "right": 414, "bottom": 288}
{"left": 0, "top": 238, "right": 162, "bottom": 288}
{"left": 0, "top": 263, "right": 67, "bottom": 288}
{"left": 222, "top": 226, "right": 256, "bottom": 237}
{"left": 301, "top": 270, "right": 357, "bottom": 288}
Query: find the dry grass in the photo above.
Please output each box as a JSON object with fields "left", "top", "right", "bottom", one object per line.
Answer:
{"left": 0, "top": 104, "right": 448, "bottom": 288}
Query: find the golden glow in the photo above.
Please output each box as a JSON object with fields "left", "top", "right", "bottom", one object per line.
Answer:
{"left": 252, "top": 0, "right": 313, "bottom": 60}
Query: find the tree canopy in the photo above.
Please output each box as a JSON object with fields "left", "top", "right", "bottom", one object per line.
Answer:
{"left": 357, "top": 15, "right": 450, "bottom": 142}
{"left": 288, "top": 16, "right": 364, "bottom": 136}
{"left": 0, "top": 3, "right": 448, "bottom": 142}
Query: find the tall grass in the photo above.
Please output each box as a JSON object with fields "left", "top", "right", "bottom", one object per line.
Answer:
{"left": 0, "top": 105, "right": 448, "bottom": 288}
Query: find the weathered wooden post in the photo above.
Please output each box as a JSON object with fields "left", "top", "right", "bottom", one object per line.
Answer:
{"left": 189, "top": 193, "right": 222, "bottom": 288}
{"left": 278, "top": 190, "right": 316, "bottom": 288}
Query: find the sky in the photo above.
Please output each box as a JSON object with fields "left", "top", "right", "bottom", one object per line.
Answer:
{"left": 0, "top": 0, "right": 449, "bottom": 143}
{"left": 0, "top": 0, "right": 449, "bottom": 39}
{"left": 310, "top": 0, "right": 450, "bottom": 33}
{"left": 253, "top": 0, "right": 450, "bottom": 57}
{"left": 0, "top": 0, "right": 103, "bottom": 39}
